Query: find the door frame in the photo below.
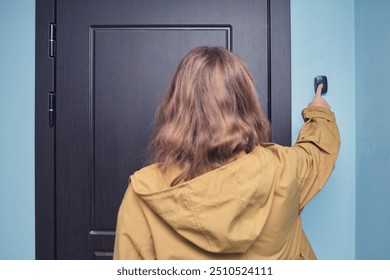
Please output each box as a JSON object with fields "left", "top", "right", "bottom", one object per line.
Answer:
{"left": 35, "top": 0, "right": 291, "bottom": 259}
{"left": 35, "top": 0, "right": 56, "bottom": 259}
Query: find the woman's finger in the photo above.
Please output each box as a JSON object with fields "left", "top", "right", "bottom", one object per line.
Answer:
{"left": 316, "top": 84, "right": 323, "bottom": 97}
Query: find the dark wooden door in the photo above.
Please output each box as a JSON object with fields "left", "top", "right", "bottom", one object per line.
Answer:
{"left": 36, "top": 0, "right": 291, "bottom": 259}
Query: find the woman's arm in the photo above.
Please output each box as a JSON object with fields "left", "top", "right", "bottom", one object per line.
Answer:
{"left": 293, "top": 84, "right": 341, "bottom": 208}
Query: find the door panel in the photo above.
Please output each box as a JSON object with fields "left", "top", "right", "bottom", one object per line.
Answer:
{"left": 91, "top": 26, "right": 231, "bottom": 232}
{"left": 36, "top": 0, "right": 291, "bottom": 259}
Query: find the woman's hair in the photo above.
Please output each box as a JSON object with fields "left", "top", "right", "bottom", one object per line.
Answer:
{"left": 149, "top": 46, "right": 270, "bottom": 185}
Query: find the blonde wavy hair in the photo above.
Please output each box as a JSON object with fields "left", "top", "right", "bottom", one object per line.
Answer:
{"left": 150, "top": 46, "right": 270, "bottom": 185}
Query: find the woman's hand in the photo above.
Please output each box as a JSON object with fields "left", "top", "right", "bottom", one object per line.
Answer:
{"left": 308, "top": 84, "right": 330, "bottom": 110}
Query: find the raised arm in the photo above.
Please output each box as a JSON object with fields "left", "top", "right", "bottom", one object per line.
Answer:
{"left": 293, "top": 84, "right": 341, "bottom": 208}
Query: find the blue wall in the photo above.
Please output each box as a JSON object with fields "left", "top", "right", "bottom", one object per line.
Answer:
{"left": 355, "top": 0, "right": 390, "bottom": 260}
{"left": 0, "top": 0, "right": 35, "bottom": 259}
{"left": 291, "top": 0, "right": 356, "bottom": 259}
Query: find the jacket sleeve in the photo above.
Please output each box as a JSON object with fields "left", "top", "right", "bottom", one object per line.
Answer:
{"left": 113, "top": 184, "right": 156, "bottom": 260}
{"left": 292, "top": 106, "right": 341, "bottom": 209}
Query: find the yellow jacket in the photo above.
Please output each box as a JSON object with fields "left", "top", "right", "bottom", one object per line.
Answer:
{"left": 114, "top": 106, "right": 340, "bottom": 259}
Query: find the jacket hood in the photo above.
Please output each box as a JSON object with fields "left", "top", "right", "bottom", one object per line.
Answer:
{"left": 131, "top": 146, "right": 276, "bottom": 253}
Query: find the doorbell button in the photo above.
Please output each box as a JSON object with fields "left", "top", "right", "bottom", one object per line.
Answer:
{"left": 314, "top": 75, "right": 328, "bottom": 94}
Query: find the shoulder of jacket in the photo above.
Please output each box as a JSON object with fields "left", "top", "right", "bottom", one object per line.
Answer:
{"left": 258, "top": 142, "right": 300, "bottom": 165}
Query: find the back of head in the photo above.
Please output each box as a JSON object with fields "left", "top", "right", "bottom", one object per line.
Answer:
{"left": 150, "top": 46, "right": 270, "bottom": 185}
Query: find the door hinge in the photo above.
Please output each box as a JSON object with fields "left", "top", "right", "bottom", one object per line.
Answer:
{"left": 49, "top": 23, "right": 56, "bottom": 58}
{"left": 49, "top": 92, "right": 56, "bottom": 127}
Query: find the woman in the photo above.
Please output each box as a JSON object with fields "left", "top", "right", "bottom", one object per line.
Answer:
{"left": 113, "top": 46, "right": 340, "bottom": 259}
